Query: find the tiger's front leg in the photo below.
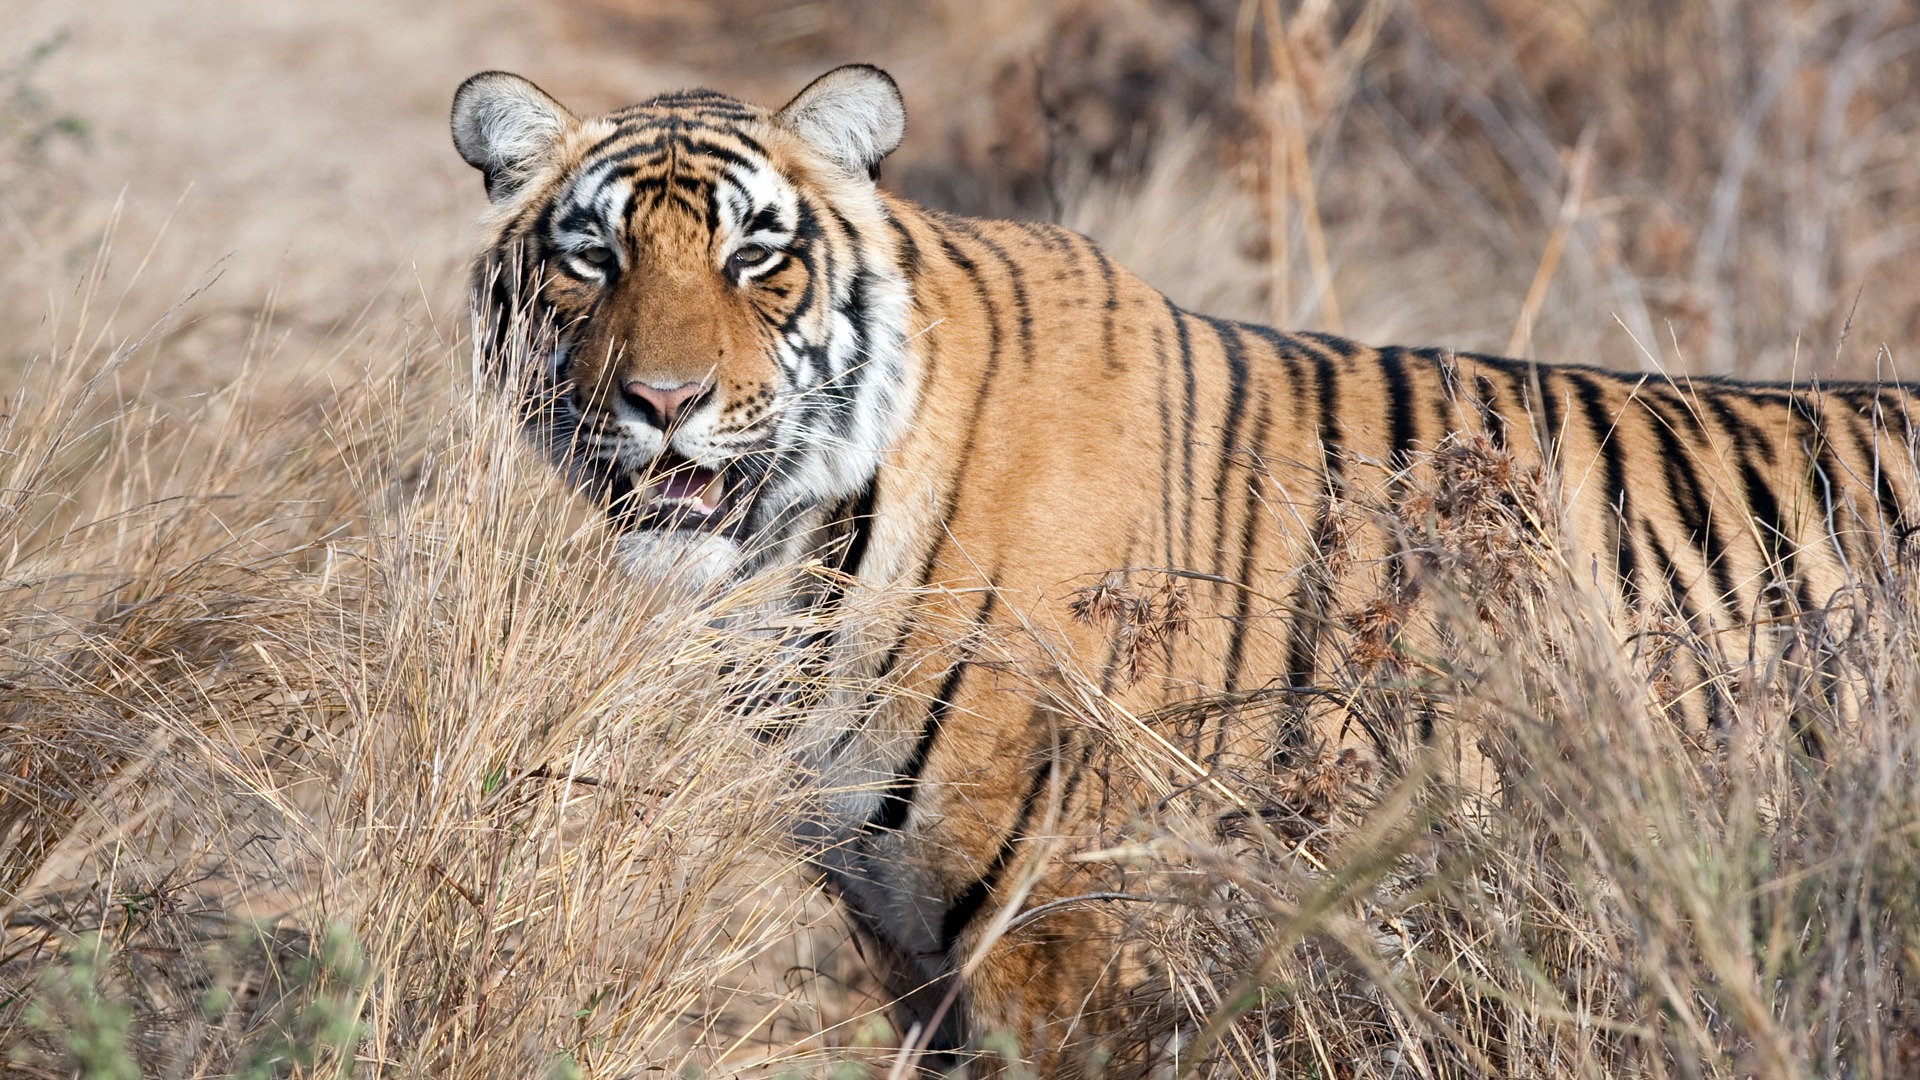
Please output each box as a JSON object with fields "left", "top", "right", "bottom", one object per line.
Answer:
{"left": 944, "top": 877, "right": 1169, "bottom": 1078}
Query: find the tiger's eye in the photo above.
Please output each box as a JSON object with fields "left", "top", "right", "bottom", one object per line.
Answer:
{"left": 729, "top": 244, "right": 775, "bottom": 270}
{"left": 578, "top": 245, "right": 615, "bottom": 266}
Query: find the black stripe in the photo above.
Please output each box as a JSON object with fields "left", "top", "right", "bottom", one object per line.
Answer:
{"left": 1012, "top": 218, "right": 1077, "bottom": 259}
{"left": 867, "top": 590, "right": 1000, "bottom": 834}
{"left": 579, "top": 128, "right": 662, "bottom": 163}
{"left": 790, "top": 197, "right": 826, "bottom": 247}
{"left": 1698, "top": 392, "right": 1774, "bottom": 467}
{"left": 583, "top": 126, "right": 766, "bottom": 168}
{"left": 554, "top": 203, "right": 606, "bottom": 236}
{"left": 1283, "top": 596, "right": 1319, "bottom": 690}
{"left": 1236, "top": 324, "right": 1308, "bottom": 394}
{"left": 1789, "top": 391, "right": 1857, "bottom": 572}
{"left": 745, "top": 203, "right": 783, "bottom": 236}
{"left": 1164, "top": 297, "right": 1199, "bottom": 567}
{"left": 1489, "top": 359, "right": 1536, "bottom": 452}
{"left": 1526, "top": 360, "right": 1564, "bottom": 461}
{"left": 1641, "top": 517, "right": 1691, "bottom": 617}
{"left": 1473, "top": 374, "right": 1508, "bottom": 448}
{"left": 1877, "top": 385, "right": 1920, "bottom": 446}
{"left": 1640, "top": 518, "right": 1732, "bottom": 727}
{"left": 1055, "top": 727, "right": 1095, "bottom": 823}
{"left": 816, "top": 268, "right": 876, "bottom": 439}
{"left": 593, "top": 133, "right": 762, "bottom": 180}
{"left": 886, "top": 212, "right": 923, "bottom": 276}
{"left": 1696, "top": 392, "right": 1802, "bottom": 612}
{"left": 1302, "top": 331, "right": 1359, "bottom": 358}
{"left": 782, "top": 243, "right": 819, "bottom": 333}
{"left": 1379, "top": 345, "right": 1417, "bottom": 466}
{"left": 1204, "top": 317, "right": 1252, "bottom": 582}
{"left": 832, "top": 478, "right": 880, "bottom": 579}
{"left": 664, "top": 168, "right": 710, "bottom": 202}
{"left": 1225, "top": 321, "right": 1286, "bottom": 350}
{"left": 634, "top": 87, "right": 754, "bottom": 110}
{"left": 703, "top": 180, "right": 726, "bottom": 238}
{"left": 1738, "top": 453, "right": 1805, "bottom": 616}
{"left": 1154, "top": 321, "right": 1177, "bottom": 568}
{"left": 1311, "top": 341, "right": 1345, "bottom": 478}
{"left": 965, "top": 228, "right": 1035, "bottom": 368}
{"left": 911, "top": 232, "right": 1005, "bottom": 587}
{"left": 1564, "top": 371, "right": 1640, "bottom": 600}
{"left": 939, "top": 720, "right": 1059, "bottom": 952}
{"left": 655, "top": 185, "right": 704, "bottom": 218}
{"left": 1217, "top": 395, "right": 1273, "bottom": 760}
{"left": 1410, "top": 347, "right": 1453, "bottom": 454}
{"left": 1094, "top": 244, "right": 1121, "bottom": 371}
{"left": 1282, "top": 336, "right": 1341, "bottom": 688}
{"left": 1840, "top": 393, "right": 1908, "bottom": 542}
{"left": 1436, "top": 348, "right": 1463, "bottom": 407}
{"left": 1632, "top": 384, "right": 1739, "bottom": 613}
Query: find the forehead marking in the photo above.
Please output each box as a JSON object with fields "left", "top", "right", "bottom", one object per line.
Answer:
{"left": 582, "top": 120, "right": 767, "bottom": 169}
{"left": 543, "top": 111, "right": 804, "bottom": 255}
{"left": 715, "top": 164, "right": 797, "bottom": 239}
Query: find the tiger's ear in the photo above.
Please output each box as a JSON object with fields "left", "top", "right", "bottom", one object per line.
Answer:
{"left": 451, "top": 71, "right": 576, "bottom": 204}
{"left": 775, "top": 65, "right": 905, "bottom": 180}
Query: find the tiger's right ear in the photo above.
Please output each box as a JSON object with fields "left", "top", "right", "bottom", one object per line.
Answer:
{"left": 451, "top": 71, "right": 576, "bottom": 204}
{"left": 776, "top": 65, "right": 906, "bottom": 180}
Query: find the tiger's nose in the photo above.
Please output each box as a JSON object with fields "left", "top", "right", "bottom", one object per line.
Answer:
{"left": 620, "top": 380, "right": 709, "bottom": 430}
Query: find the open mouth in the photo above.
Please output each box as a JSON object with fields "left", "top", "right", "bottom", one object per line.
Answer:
{"left": 617, "top": 449, "right": 741, "bottom": 533}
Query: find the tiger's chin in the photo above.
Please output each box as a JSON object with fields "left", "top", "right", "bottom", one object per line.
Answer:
{"left": 613, "top": 528, "right": 742, "bottom": 591}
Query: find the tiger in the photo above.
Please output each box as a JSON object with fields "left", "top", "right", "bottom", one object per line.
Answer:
{"left": 450, "top": 64, "right": 1919, "bottom": 1075}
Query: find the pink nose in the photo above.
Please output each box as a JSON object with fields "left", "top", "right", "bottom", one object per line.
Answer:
{"left": 621, "top": 380, "right": 708, "bottom": 429}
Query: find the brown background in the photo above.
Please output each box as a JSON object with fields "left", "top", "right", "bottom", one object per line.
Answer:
{"left": 7, "top": 0, "right": 1918, "bottom": 403}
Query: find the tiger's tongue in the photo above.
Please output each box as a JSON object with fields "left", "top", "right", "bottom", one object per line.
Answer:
{"left": 650, "top": 465, "right": 721, "bottom": 513}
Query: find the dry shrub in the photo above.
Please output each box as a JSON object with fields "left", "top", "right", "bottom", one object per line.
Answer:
{"left": 0, "top": 261, "right": 862, "bottom": 1076}
{"left": 1056, "top": 425, "right": 1920, "bottom": 1079}
{"left": 1353, "top": 0, "right": 1920, "bottom": 373}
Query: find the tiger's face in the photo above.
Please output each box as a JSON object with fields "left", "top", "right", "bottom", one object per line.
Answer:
{"left": 453, "top": 67, "right": 915, "bottom": 582}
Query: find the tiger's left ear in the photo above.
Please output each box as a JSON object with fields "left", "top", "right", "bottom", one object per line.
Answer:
{"left": 451, "top": 71, "right": 577, "bottom": 204}
{"left": 775, "top": 65, "right": 906, "bottom": 180}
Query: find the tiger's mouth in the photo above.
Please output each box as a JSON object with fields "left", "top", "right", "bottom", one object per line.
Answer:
{"left": 616, "top": 449, "right": 744, "bottom": 534}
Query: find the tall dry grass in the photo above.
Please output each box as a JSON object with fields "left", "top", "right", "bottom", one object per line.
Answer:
{"left": 1050, "top": 429, "right": 1920, "bottom": 1077}
{"left": 0, "top": 245, "right": 873, "bottom": 1075}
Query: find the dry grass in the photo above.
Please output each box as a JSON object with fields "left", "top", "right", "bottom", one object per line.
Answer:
{"left": 0, "top": 255, "right": 864, "bottom": 1075}
{"left": 3, "top": 2, "right": 1919, "bottom": 1077}
{"left": 1063, "top": 430, "right": 1920, "bottom": 1077}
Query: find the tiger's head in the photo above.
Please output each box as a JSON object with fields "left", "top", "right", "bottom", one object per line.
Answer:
{"left": 452, "top": 66, "right": 915, "bottom": 583}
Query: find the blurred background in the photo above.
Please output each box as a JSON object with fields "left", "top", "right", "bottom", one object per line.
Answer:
{"left": 6, "top": 0, "right": 1918, "bottom": 394}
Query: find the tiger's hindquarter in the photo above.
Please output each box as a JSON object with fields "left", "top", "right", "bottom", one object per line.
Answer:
{"left": 826, "top": 199, "right": 1920, "bottom": 1066}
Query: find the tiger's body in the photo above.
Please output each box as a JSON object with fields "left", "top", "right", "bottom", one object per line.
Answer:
{"left": 452, "top": 65, "right": 1918, "bottom": 1075}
